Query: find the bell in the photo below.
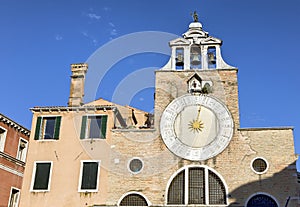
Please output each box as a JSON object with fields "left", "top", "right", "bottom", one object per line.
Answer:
{"left": 208, "top": 52, "right": 216, "bottom": 64}
{"left": 176, "top": 53, "right": 184, "bottom": 66}
{"left": 191, "top": 53, "right": 201, "bottom": 65}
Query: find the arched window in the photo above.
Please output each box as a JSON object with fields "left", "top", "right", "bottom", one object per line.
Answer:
{"left": 246, "top": 193, "right": 278, "bottom": 207}
{"left": 175, "top": 48, "right": 184, "bottom": 69}
{"left": 207, "top": 46, "right": 216, "bottom": 69}
{"left": 119, "top": 193, "right": 148, "bottom": 206}
{"left": 167, "top": 166, "right": 227, "bottom": 205}
{"left": 190, "top": 44, "right": 201, "bottom": 69}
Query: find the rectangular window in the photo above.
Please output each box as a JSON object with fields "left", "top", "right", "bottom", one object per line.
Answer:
{"left": 80, "top": 115, "right": 107, "bottom": 139}
{"left": 8, "top": 187, "right": 20, "bottom": 207}
{"left": 79, "top": 161, "right": 100, "bottom": 192}
{"left": 34, "top": 116, "right": 61, "bottom": 140}
{"left": 0, "top": 126, "right": 7, "bottom": 152}
{"left": 31, "top": 162, "right": 52, "bottom": 191}
{"left": 17, "top": 138, "right": 28, "bottom": 162}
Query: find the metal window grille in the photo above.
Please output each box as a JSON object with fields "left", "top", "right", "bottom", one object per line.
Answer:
{"left": 167, "top": 170, "right": 185, "bottom": 204}
{"left": 167, "top": 167, "right": 227, "bottom": 205}
{"left": 252, "top": 158, "right": 267, "bottom": 173}
{"left": 188, "top": 167, "right": 205, "bottom": 204}
{"left": 119, "top": 194, "right": 148, "bottom": 206}
{"left": 208, "top": 170, "right": 226, "bottom": 204}
{"left": 247, "top": 194, "right": 278, "bottom": 207}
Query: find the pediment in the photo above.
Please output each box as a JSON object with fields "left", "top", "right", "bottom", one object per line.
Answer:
{"left": 183, "top": 30, "right": 208, "bottom": 39}
{"left": 169, "top": 38, "right": 190, "bottom": 46}
{"left": 201, "top": 36, "right": 222, "bottom": 45}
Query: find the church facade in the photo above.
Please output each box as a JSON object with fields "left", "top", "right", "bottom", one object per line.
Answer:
{"left": 19, "top": 18, "right": 298, "bottom": 207}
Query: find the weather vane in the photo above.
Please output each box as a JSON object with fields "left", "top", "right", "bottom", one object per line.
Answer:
{"left": 191, "top": 11, "right": 199, "bottom": 22}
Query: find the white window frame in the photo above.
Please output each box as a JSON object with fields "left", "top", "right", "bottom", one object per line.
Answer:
{"left": 30, "top": 161, "right": 53, "bottom": 192}
{"left": 81, "top": 114, "right": 107, "bottom": 139}
{"left": 78, "top": 160, "right": 101, "bottom": 192}
{"left": 16, "top": 138, "right": 28, "bottom": 162}
{"left": 250, "top": 157, "right": 269, "bottom": 174}
{"left": 7, "top": 187, "right": 20, "bottom": 207}
{"left": 127, "top": 157, "right": 144, "bottom": 174}
{"left": 0, "top": 126, "right": 7, "bottom": 152}
{"left": 35, "top": 115, "right": 61, "bottom": 141}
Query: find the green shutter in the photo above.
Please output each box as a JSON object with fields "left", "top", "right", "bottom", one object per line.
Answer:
{"left": 101, "top": 115, "right": 108, "bottom": 139}
{"left": 34, "top": 117, "right": 42, "bottom": 140}
{"left": 80, "top": 116, "right": 87, "bottom": 139}
{"left": 54, "top": 116, "right": 61, "bottom": 140}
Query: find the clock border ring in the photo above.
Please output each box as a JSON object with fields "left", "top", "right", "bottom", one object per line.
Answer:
{"left": 160, "top": 94, "right": 234, "bottom": 161}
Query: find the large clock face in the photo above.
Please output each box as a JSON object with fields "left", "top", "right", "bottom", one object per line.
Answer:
{"left": 160, "top": 94, "right": 234, "bottom": 161}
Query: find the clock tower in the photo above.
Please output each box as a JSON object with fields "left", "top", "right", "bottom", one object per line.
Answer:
{"left": 153, "top": 15, "right": 297, "bottom": 207}
{"left": 156, "top": 16, "right": 239, "bottom": 161}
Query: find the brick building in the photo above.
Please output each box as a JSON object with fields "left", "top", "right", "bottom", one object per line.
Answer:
{"left": 0, "top": 113, "right": 30, "bottom": 207}
{"left": 19, "top": 17, "right": 298, "bottom": 206}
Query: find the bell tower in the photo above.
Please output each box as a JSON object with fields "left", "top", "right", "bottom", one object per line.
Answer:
{"left": 155, "top": 13, "right": 239, "bottom": 131}
{"left": 169, "top": 16, "right": 234, "bottom": 70}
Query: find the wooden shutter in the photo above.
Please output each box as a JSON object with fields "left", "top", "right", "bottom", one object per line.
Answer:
{"left": 80, "top": 116, "right": 87, "bottom": 139}
{"left": 81, "top": 162, "right": 98, "bottom": 190}
{"left": 34, "top": 117, "right": 42, "bottom": 140}
{"left": 33, "top": 163, "right": 51, "bottom": 190}
{"left": 101, "top": 115, "right": 108, "bottom": 139}
{"left": 53, "top": 116, "right": 61, "bottom": 140}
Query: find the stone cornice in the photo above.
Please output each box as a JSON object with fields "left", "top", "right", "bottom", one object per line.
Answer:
{"left": 238, "top": 126, "right": 294, "bottom": 131}
{"left": 30, "top": 105, "right": 116, "bottom": 113}
{"left": 0, "top": 151, "right": 25, "bottom": 167}
{"left": 0, "top": 113, "right": 30, "bottom": 136}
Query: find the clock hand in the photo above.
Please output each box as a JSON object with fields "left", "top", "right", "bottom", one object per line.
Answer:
{"left": 188, "top": 105, "right": 204, "bottom": 133}
{"left": 196, "top": 105, "right": 201, "bottom": 121}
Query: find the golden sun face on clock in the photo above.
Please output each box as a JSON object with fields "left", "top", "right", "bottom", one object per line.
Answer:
{"left": 188, "top": 106, "right": 204, "bottom": 133}
{"left": 188, "top": 120, "right": 204, "bottom": 133}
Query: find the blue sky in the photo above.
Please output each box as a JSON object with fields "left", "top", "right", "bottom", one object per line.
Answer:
{"left": 1, "top": 0, "right": 299, "bottom": 168}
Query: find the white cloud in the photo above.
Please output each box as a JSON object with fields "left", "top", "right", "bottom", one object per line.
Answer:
{"left": 110, "top": 28, "right": 118, "bottom": 36}
{"left": 87, "top": 13, "right": 101, "bottom": 20}
{"left": 81, "top": 31, "right": 88, "bottom": 37}
{"left": 103, "top": 7, "right": 110, "bottom": 11}
{"left": 55, "top": 34, "right": 63, "bottom": 41}
{"left": 81, "top": 31, "right": 98, "bottom": 46}
{"left": 109, "top": 22, "right": 115, "bottom": 27}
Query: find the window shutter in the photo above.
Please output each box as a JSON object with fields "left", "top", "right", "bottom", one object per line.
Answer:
{"left": 34, "top": 117, "right": 42, "bottom": 140}
{"left": 101, "top": 115, "right": 108, "bottom": 139}
{"left": 33, "top": 163, "right": 51, "bottom": 190}
{"left": 81, "top": 162, "right": 98, "bottom": 190}
{"left": 80, "top": 116, "right": 87, "bottom": 139}
{"left": 54, "top": 116, "right": 61, "bottom": 139}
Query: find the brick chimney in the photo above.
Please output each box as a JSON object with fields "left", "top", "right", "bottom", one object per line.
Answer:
{"left": 68, "top": 63, "right": 88, "bottom": 107}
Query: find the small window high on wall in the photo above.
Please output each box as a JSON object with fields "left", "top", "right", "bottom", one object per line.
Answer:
{"left": 207, "top": 47, "right": 216, "bottom": 69}
{"left": 0, "top": 127, "right": 7, "bottom": 152}
{"left": 80, "top": 115, "right": 107, "bottom": 139}
{"left": 34, "top": 116, "right": 61, "bottom": 140}
{"left": 175, "top": 48, "right": 184, "bottom": 69}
